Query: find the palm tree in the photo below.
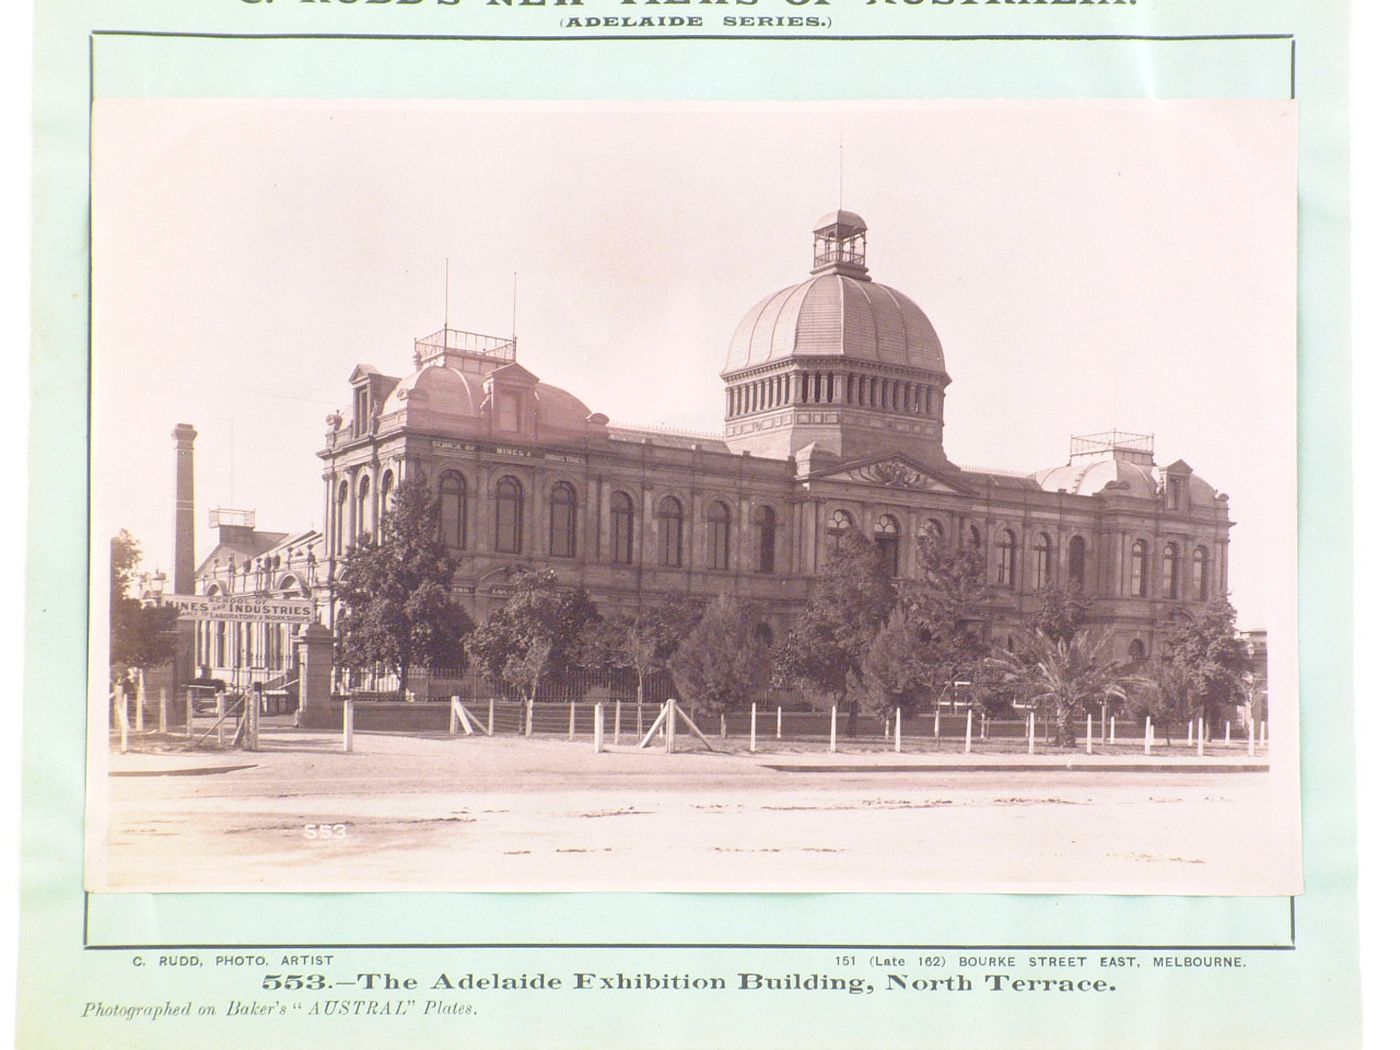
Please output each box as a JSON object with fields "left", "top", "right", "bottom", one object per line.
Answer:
{"left": 987, "top": 629, "right": 1130, "bottom": 747}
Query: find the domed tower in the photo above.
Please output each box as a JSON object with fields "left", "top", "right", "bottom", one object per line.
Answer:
{"left": 721, "top": 210, "right": 951, "bottom": 464}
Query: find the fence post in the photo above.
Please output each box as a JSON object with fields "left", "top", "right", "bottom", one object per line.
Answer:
{"left": 1248, "top": 718, "right": 1256, "bottom": 757}
{"left": 1110, "top": 716, "right": 1116, "bottom": 744}
{"left": 568, "top": 701, "right": 576, "bottom": 741}
{"left": 1225, "top": 720, "right": 1231, "bottom": 744}
{"left": 135, "top": 672, "right": 146, "bottom": 733}
{"left": 614, "top": 700, "right": 621, "bottom": 745}
{"left": 487, "top": 697, "right": 495, "bottom": 736}
{"left": 965, "top": 708, "right": 973, "bottom": 755}
{"left": 829, "top": 706, "right": 837, "bottom": 754}
{"left": 594, "top": 703, "right": 604, "bottom": 754}
{"left": 1144, "top": 716, "right": 1152, "bottom": 756}
{"left": 776, "top": 707, "right": 783, "bottom": 740}
{"left": 216, "top": 691, "right": 226, "bottom": 748}
{"left": 1197, "top": 716, "right": 1205, "bottom": 757}
{"left": 665, "top": 699, "right": 676, "bottom": 755}
{"left": 749, "top": 703, "right": 756, "bottom": 753}
{"left": 158, "top": 688, "right": 168, "bottom": 735}
{"left": 934, "top": 707, "right": 941, "bottom": 739}
{"left": 1086, "top": 713, "right": 1093, "bottom": 755}
{"left": 526, "top": 697, "right": 534, "bottom": 737}
{"left": 981, "top": 713, "right": 987, "bottom": 741}
{"left": 248, "top": 691, "right": 260, "bottom": 752}
{"left": 720, "top": 712, "right": 727, "bottom": 739}
{"left": 884, "top": 719, "right": 889, "bottom": 741}
{"left": 1028, "top": 712, "right": 1035, "bottom": 756}
{"left": 637, "top": 700, "right": 643, "bottom": 741}
{"left": 894, "top": 707, "right": 902, "bottom": 753}
{"left": 113, "top": 691, "right": 128, "bottom": 755}
{"left": 343, "top": 698, "right": 354, "bottom": 753}
{"left": 1187, "top": 719, "right": 1194, "bottom": 746}
{"left": 185, "top": 689, "right": 194, "bottom": 740}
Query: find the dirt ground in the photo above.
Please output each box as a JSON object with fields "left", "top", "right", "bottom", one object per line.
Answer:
{"left": 98, "top": 726, "right": 1294, "bottom": 895}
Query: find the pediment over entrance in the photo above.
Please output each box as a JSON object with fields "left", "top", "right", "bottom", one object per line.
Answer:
{"left": 807, "top": 454, "right": 970, "bottom": 493}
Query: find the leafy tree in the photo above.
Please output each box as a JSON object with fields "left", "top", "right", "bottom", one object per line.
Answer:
{"left": 771, "top": 530, "right": 895, "bottom": 725}
{"left": 1028, "top": 586, "right": 1089, "bottom": 645}
{"left": 1124, "top": 656, "right": 1192, "bottom": 746}
{"left": 109, "top": 531, "right": 178, "bottom": 686}
{"left": 1158, "top": 597, "right": 1250, "bottom": 727}
{"left": 857, "top": 608, "right": 938, "bottom": 718}
{"left": 335, "top": 480, "right": 473, "bottom": 698}
{"left": 986, "top": 628, "right": 1131, "bottom": 747}
{"left": 466, "top": 568, "right": 599, "bottom": 718}
{"left": 902, "top": 532, "right": 989, "bottom": 698}
{"left": 668, "top": 596, "right": 771, "bottom": 715}
{"left": 575, "top": 595, "right": 705, "bottom": 706}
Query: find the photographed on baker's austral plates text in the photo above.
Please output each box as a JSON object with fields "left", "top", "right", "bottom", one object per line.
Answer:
{"left": 90, "top": 98, "right": 1300, "bottom": 898}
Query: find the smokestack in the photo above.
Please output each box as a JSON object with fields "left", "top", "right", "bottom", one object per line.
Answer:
{"left": 171, "top": 424, "right": 197, "bottom": 595}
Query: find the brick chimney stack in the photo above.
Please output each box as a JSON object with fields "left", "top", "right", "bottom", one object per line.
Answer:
{"left": 171, "top": 424, "right": 197, "bottom": 595}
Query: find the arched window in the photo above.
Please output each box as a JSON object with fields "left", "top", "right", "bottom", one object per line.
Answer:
{"left": 1130, "top": 540, "right": 1149, "bottom": 597}
{"left": 609, "top": 491, "right": 634, "bottom": 565}
{"left": 1128, "top": 639, "right": 1147, "bottom": 663}
{"left": 966, "top": 524, "right": 982, "bottom": 550}
{"left": 495, "top": 476, "right": 524, "bottom": 554}
{"left": 658, "top": 496, "right": 684, "bottom": 567}
{"left": 380, "top": 470, "right": 395, "bottom": 520}
{"left": 706, "top": 501, "right": 731, "bottom": 571}
{"left": 1162, "top": 543, "right": 1179, "bottom": 599}
{"left": 827, "top": 509, "right": 855, "bottom": 554}
{"left": 920, "top": 518, "right": 944, "bottom": 547}
{"left": 1193, "top": 546, "right": 1209, "bottom": 600}
{"left": 439, "top": 471, "right": 467, "bottom": 549}
{"left": 1068, "top": 535, "right": 1087, "bottom": 591}
{"left": 996, "top": 529, "right": 1017, "bottom": 587}
{"left": 549, "top": 482, "right": 578, "bottom": 558}
{"left": 335, "top": 480, "right": 349, "bottom": 555}
{"left": 356, "top": 474, "right": 372, "bottom": 543}
{"left": 875, "top": 514, "right": 900, "bottom": 576}
{"left": 1033, "top": 532, "right": 1053, "bottom": 590}
{"left": 754, "top": 505, "right": 777, "bottom": 574}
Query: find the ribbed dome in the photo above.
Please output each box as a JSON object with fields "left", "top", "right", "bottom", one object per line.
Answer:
{"left": 723, "top": 273, "right": 946, "bottom": 376}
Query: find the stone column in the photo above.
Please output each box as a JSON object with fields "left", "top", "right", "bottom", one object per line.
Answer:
{"left": 295, "top": 623, "right": 336, "bottom": 728}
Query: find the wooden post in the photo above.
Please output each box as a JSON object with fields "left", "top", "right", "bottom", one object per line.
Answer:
{"left": 216, "top": 691, "right": 226, "bottom": 748}
{"left": 1187, "top": 720, "right": 1194, "bottom": 746}
{"left": 248, "top": 691, "right": 260, "bottom": 752}
{"left": 135, "top": 672, "right": 146, "bottom": 732}
{"left": 883, "top": 718, "right": 889, "bottom": 740}
{"left": 1086, "top": 713, "right": 1093, "bottom": 755}
{"left": 525, "top": 697, "right": 534, "bottom": 737}
{"left": 636, "top": 700, "right": 643, "bottom": 741}
{"left": 343, "top": 698, "right": 354, "bottom": 753}
{"left": 981, "top": 713, "right": 987, "bottom": 741}
{"left": 964, "top": 709, "right": 973, "bottom": 755}
{"left": 894, "top": 707, "right": 902, "bottom": 753}
{"left": 1197, "top": 716, "right": 1205, "bottom": 757}
{"left": 1248, "top": 718, "right": 1256, "bottom": 757}
{"left": 185, "top": 689, "right": 194, "bottom": 740}
{"left": 1028, "top": 712, "right": 1035, "bottom": 755}
{"left": 158, "top": 688, "right": 168, "bottom": 735}
{"left": 594, "top": 703, "right": 604, "bottom": 754}
{"left": 1110, "top": 716, "right": 1116, "bottom": 744}
{"left": 487, "top": 697, "right": 495, "bottom": 736}
{"left": 776, "top": 707, "right": 783, "bottom": 740}
{"left": 614, "top": 700, "right": 622, "bottom": 745}
{"left": 1099, "top": 703, "right": 1107, "bottom": 745}
{"left": 934, "top": 708, "right": 941, "bottom": 739}
{"left": 1225, "top": 720, "right": 1231, "bottom": 743}
{"left": 720, "top": 712, "right": 727, "bottom": 739}
{"left": 665, "top": 698, "right": 677, "bottom": 755}
{"left": 829, "top": 705, "right": 837, "bottom": 754}
{"left": 568, "top": 701, "right": 576, "bottom": 741}
{"left": 113, "top": 691, "right": 128, "bottom": 755}
{"left": 1144, "top": 716, "right": 1152, "bottom": 756}
{"left": 749, "top": 703, "right": 757, "bottom": 753}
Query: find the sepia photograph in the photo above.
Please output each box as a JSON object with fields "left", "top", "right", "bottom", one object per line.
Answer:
{"left": 88, "top": 99, "right": 1300, "bottom": 895}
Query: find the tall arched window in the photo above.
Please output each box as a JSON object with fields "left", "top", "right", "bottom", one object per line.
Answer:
{"left": 1130, "top": 540, "right": 1149, "bottom": 597}
{"left": 754, "top": 505, "right": 777, "bottom": 574}
{"left": 549, "top": 482, "right": 577, "bottom": 558}
{"left": 1193, "top": 546, "right": 1209, "bottom": 600}
{"left": 658, "top": 496, "right": 684, "bottom": 567}
{"left": 996, "top": 529, "right": 1017, "bottom": 587}
{"left": 380, "top": 470, "right": 395, "bottom": 521}
{"left": 438, "top": 471, "right": 467, "bottom": 549}
{"left": 609, "top": 491, "right": 634, "bottom": 565}
{"left": 920, "top": 518, "right": 944, "bottom": 546}
{"left": 1068, "top": 535, "right": 1087, "bottom": 591}
{"left": 1162, "top": 543, "right": 1179, "bottom": 599}
{"left": 1033, "top": 532, "right": 1053, "bottom": 590}
{"left": 356, "top": 475, "right": 372, "bottom": 543}
{"left": 875, "top": 514, "right": 900, "bottom": 576}
{"left": 706, "top": 501, "right": 731, "bottom": 571}
{"left": 827, "top": 509, "right": 854, "bottom": 554}
{"left": 335, "top": 480, "right": 349, "bottom": 555}
{"left": 495, "top": 476, "right": 524, "bottom": 554}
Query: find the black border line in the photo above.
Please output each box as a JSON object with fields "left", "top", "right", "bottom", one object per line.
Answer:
{"left": 83, "top": 29, "right": 1298, "bottom": 956}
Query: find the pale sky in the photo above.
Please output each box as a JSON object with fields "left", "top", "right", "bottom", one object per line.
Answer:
{"left": 92, "top": 99, "right": 1296, "bottom": 632}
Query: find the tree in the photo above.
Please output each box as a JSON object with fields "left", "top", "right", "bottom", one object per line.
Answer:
{"left": 1124, "top": 656, "right": 1193, "bottom": 746}
{"left": 1157, "top": 597, "right": 1250, "bottom": 728}
{"left": 857, "top": 609, "right": 938, "bottom": 718}
{"left": 109, "top": 531, "right": 178, "bottom": 686}
{"left": 335, "top": 480, "right": 473, "bottom": 698}
{"left": 771, "top": 530, "right": 895, "bottom": 724}
{"left": 575, "top": 595, "right": 705, "bottom": 706}
{"left": 1028, "top": 586, "right": 1089, "bottom": 646}
{"left": 986, "top": 628, "right": 1131, "bottom": 747}
{"left": 466, "top": 568, "right": 599, "bottom": 717}
{"left": 901, "top": 532, "right": 989, "bottom": 699}
{"left": 668, "top": 596, "right": 771, "bottom": 715}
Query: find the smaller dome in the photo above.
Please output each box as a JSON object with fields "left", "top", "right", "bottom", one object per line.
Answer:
{"left": 385, "top": 364, "right": 485, "bottom": 424}
{"left": 814, "top": 209, "right": 867, "bottom": 233}
{"left": 1035, "top": 457, "right": 1159, "bottom": 499}
{"left": 534, "top": 382, "right": 593, "bottom": 434}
